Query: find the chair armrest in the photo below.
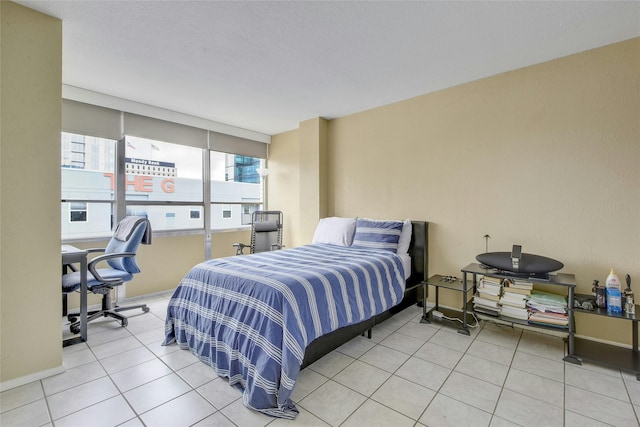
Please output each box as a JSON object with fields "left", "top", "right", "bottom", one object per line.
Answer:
{"left": 86, "top": 248, "right": 107, "bottom": 254}
{"left": 63, "top": 248, "right": 105, "bottom": 272}
{"left": 232, "top": 243, "right": 248, "bottom": 255}
{"left": 88, "top": 252, "right": 136, "bottom": 283}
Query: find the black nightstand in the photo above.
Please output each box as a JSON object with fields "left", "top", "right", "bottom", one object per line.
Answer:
{"left": 573, "top": 293, "right": 640, "bottom": 380}
{"left": 423, "top": 274, "right": 475, "bottom": 335}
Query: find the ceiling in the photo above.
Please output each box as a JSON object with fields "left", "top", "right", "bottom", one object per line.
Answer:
{"left": 16, "top": 1, "right": 640, "bottom": 136}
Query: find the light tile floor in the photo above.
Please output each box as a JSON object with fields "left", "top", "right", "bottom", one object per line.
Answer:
{"left": 2, "top": 293, "right": 640, "bottom": 426}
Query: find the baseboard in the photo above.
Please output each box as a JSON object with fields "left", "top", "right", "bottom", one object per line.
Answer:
{"left": 574, "top": 334, "right": 633, "bottom": 350}
{"left": 66, "top": 289, "right": 174, "bottom": 314}
{"left": 0, "top": 365, "right": 65, "bottom": 392}
{"left": 121, "top": 288, "right": 174, "bottom": 302}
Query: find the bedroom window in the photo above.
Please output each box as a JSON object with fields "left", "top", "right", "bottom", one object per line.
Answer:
{"left": 123, "top": 136, "right": 203, "bottom": 232}
{"left": 61, "top": 132, "right": 116, "bottom": 240}
{"left": 61, "top": 100, "right": 268, "bottom": 247}
{"left": 210, "top": 151, "right": 263, "bottom": 229}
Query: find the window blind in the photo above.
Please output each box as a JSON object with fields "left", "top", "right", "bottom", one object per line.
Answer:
{"left": 62, "top": 99, "right": 122, "bottom": 140}
{"left": 124, "top": 113, "right": 208, "bottom": 149}
{"left": 209, "top": 131, "right": 268, "bottom": 159}
{"left": 63, "top": 98, "right": 268, "bottom": 157}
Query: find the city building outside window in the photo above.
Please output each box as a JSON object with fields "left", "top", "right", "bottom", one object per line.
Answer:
{"left": 61, "top": 132, "right": 265, "bottom": 240}
{"left": 122, "top": 136, "right": 203, "bottom": 232}
{"left": 210, "top": 151, "right": 263, "bottom": 228}
{"left": 69, "top": 202, "right": 88, "bottom": 222}
{"left": 61, "top": 132, "right": 115, "bottom": 239}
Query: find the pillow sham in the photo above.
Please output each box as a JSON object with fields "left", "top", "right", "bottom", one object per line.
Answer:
{"left": 352, "top": 218, "right": 404, "bottom": 252}
{"left": 312, "top": 217, "right": 357, "bottom": 247}
{"left": 397, "top": 218, "right": 412, "bottom": 254}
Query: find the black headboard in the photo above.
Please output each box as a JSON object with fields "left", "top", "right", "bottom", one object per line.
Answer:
{"left": 407, "top": 221, "right": 428, "bottom": 288}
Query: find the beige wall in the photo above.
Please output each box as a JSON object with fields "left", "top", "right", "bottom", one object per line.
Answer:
{"left": 269, "top": 129, "right": 302, "bottom": 248}
{"left": 1, "top": 2, "right": 636, "bottom": 387}
{"left": 1, "top": 2, "right": 63, "bottom": 383}
{"left": 130, "top": 230, "right": 250, "bottom": 297}
{"left": 64, "top": 229, "right": 250, "bottom": 310}
{"left": 298, "top": 117, "right": 329, "bottom": 243}
{"left": 271, "top": 38, "right": 640, "bottom": 346}
{"left": 269, "top": 118, "right": 329, "bottom": 247}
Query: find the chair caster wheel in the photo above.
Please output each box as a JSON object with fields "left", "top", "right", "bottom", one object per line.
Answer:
{"left": 67, "top": 316, "right": 77, "bottom": 323}
{"left": 70, "top": 324, "right": 80, "bottom": 334}
{"left": 121, "top": 318, "right": 128, "bottom": 327}
{"left": 143, "top": 307, "right": 150, "bottom": 313}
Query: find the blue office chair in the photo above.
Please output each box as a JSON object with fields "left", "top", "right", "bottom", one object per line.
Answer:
{"left": 62, "top": 216, "right": 152, "bottom": 333}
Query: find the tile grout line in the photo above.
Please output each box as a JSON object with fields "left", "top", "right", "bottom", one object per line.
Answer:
{"left": 412, "top": 318, "right": 487, "bottom": 424}
{"left": 486, "top": 323, "right": 522, "bottom": 427}
{"left": 298, "top": 308, "right": 429, "bottom": 426}
{"left": 9, "top": 299, "right": 639, "bottom": 426}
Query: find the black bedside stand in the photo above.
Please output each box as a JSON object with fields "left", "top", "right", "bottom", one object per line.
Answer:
{"left": 423, "top": 274, "right": 475, "bottom": 335}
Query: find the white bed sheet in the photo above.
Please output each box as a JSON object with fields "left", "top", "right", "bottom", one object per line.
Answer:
{"left": 399, "top": 253, "right": 411, "bottom": 280}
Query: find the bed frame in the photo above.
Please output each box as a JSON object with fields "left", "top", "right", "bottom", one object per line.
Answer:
{"left": 301, "top": 220, "right": 428, "bottom": 368}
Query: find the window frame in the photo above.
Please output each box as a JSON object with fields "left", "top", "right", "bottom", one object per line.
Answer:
{"left": 61, "top": 134, "right": 266, "bottom": 247}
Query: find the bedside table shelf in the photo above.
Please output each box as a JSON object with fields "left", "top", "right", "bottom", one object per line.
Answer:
{"left": 573, "top": 293, "right": 640, "bottom": 379}
{"left": 423, "top": 274, "right": 474, "bottom": 335}
{"left": 461, "top": 263, "right": 576, "bottom": 357}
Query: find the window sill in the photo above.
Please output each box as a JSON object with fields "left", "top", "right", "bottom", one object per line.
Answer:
{"left": 62, "top": 226, "right": 251, "bottom": 244}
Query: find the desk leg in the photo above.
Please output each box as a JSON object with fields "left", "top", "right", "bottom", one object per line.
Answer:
{"left": 458, "top": 274, "right": 470, "bottom": 336}
{"left": 420, "top": 282, "right": 431, "bottom": 324}
{"left": 567, "top": 285, "right": 575, "bottom": 356}
{"left": 563, "top": 286, "right": 582, "bottom": 364}
{"left": 79, "top": 255, "right": 87, "bottom": 342}
{"left": 62, "top": 251, "right": 88, "bottom": 348}
{"left": 633, "top": 321, "right": 640, "bottom": 381}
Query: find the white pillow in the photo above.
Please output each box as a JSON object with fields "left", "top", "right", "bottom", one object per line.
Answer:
{"left": 397, "top": 219, "right": 412, "bottom": 254}
{"left": 312, "top": 217, "right": 357, "bottom": 247}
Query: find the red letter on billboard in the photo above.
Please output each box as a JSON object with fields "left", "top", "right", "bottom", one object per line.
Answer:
{"left": 104, "top": 173, "right": 115, "bottom": 190}
{"left": 140, "top": 176, "right": 153, "bottom": 192}
{"left": 161, "top": 178, "right": 175, "bottom": 193}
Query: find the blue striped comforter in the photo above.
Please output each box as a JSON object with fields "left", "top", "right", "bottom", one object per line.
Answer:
{"left": 163, "top": 244, "right": 406, "bottom": 418}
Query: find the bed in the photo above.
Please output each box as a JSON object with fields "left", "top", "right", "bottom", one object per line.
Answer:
{"left": 163, "top": 219, "right": 428, "bottom": 419}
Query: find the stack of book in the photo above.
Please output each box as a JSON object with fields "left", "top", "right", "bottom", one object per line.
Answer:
{"left": 527, "top": 289, "right": 568, "bottom": 328}
{"left": 473, "top": 276, "right": 503, "bottom": 316}
{"left": 500, "top": 292, "right": 529, "bottom": 321}
{"left": 499, "top": 279, "right": 533, "bottom": 321}
{"left": 506, "top": 279, "right": 534, "bottom": 295}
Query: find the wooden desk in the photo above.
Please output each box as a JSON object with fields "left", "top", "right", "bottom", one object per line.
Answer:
{"left": 62, "top": 245, "right": 88, "bottom": 346}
